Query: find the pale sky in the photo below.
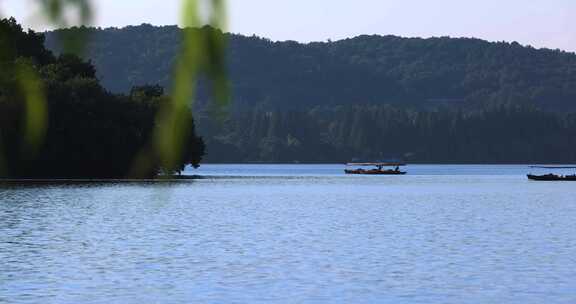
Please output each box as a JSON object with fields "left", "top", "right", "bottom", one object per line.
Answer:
{"left": 1, "top": 0, "right": 576, "bottom": 51}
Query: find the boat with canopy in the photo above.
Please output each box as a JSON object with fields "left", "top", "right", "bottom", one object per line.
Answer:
{"left": 527, "top": 166, "right": 576, "bottom": 181}
{"left": 345, "top": 162, "right": 407, "bottom": 175}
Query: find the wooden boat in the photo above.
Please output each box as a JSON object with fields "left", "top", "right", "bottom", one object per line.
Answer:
{"left": 527, "top": 174, "right": 576, "bottom": 181}
{"left": 527, "top": 166, "right": 576, "bottom": 181}
{"left": 345, "top": 162, "right": 406, "bottom": 175}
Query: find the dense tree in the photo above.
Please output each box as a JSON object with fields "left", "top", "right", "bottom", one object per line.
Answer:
{"left": 194, "top": 105, "right": 576, "bottom": 163}
{"left": 0, "top": 18, "right": 205, "bottom": 178}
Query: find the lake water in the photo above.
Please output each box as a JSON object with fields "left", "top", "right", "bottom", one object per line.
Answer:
{"left": 1, "top": 164, "right": 576, "bottom": 303}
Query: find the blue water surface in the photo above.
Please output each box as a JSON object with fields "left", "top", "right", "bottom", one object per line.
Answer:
{"left": 1, "top": 164, "right": 576, "bottom": 303}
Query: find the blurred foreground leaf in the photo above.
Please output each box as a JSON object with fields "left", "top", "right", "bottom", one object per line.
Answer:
{"left": 152, "top": 0, "right": 229, "bottom": 174}
{"left": 38, "top": 0, "right": 93, "bottom": 55}
{"left": 2, "top": 0, "right": 229, "bottom": 177}
{"left": 15, "top": 59, "right": 48, "bottom": 155}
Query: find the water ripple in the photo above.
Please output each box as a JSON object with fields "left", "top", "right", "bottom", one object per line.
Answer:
{"left": 1, "top": 165, "right": 576, "bottom": 303}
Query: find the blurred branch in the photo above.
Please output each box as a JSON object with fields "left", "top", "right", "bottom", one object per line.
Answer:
{"left": 38, "top": 0, "right": 93, "bottom": 27}
{"left": 38, "top": 0, "right": 94, "bottom": 55}
{"left": 16, "top": 59, "right": 48, "bottom": 155}
{"left": 2, "top": 0, "right": 229, "bottom": 177}
{"left": 153, "top": 0, "right": 228, "bottom": 173}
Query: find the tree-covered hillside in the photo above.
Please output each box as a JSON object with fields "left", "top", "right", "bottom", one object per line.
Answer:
{"left": 44, "top": 25, "right": 576, "bottom": 163}
{"left": 194, "top": 104, "right": 576, "bottom": 163}
{"left": 46, "top": 24, "right": 576, "bottom": 112}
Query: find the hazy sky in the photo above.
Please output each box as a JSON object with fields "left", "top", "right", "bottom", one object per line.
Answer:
{"left": 2, "top": 0, "right": 576, "bottom": 51}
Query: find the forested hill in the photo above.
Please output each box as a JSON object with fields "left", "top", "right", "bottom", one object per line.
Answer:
{"left": 46, "top": 24, "right": 576, "bottom": 112}
{"left": 44, "top": 25, "right": 576, "bottom": 163}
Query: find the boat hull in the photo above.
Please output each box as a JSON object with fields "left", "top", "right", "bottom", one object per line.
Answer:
{"left": 345, "top": 169, "right": 406, "bottom": 175}
{"left": 527, "top": 174, "right": 576, "bottom": 181}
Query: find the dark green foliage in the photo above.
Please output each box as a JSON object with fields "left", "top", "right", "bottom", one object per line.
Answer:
{"left": 0, "top": 17, "right": 53, "bottom": 65}
{"left": 0, "top": 18, "right": 204, "bottom": 178}
{"left": 46, "top": 25, "right": 576, "bottom": 112}
{"left": 44, "top": 24, "right": 576, "bottom": 163}
{"left": 196, "top": 105, "right": 576, "bottom": 163}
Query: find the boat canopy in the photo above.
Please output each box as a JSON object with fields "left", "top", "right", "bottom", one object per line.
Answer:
{"left": 346, "top": 162, "right": 406, "bottom": 167}
{"left": 529, "top": 166, "right": 576, "bottom": 169}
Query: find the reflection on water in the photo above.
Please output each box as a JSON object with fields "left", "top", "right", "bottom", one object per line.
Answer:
{"left": 1, "top": 165, "right": 576, "bottom": 303}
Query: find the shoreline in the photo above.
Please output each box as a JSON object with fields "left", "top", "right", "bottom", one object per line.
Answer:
{"left": 0, "top": 175, "right": 204, "bottom": 183}
{"left": 200, "top": 162, "right": 571, "bottom": 165}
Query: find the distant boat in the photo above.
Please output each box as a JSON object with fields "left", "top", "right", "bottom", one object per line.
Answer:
{"left": 527, "top": 174, "right": 576, "bottom": 181}
{"left": 345, "top": 162, "right": 407, "bottom": 175}
{"left": 527, "top": 166, "right": 576, "bottom": 181}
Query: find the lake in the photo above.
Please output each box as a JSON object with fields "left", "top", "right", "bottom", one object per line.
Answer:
{"left": 1, "top": 164, "right": 576, "bottom": 303}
